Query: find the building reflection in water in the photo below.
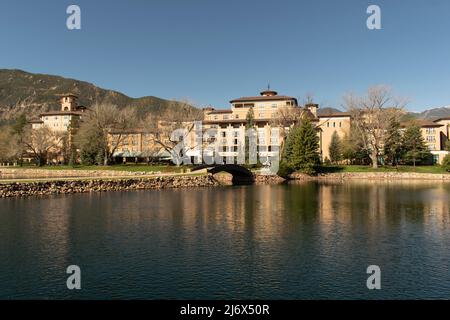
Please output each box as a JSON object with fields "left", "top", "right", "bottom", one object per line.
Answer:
{"left": 1, "top": 180, "right": 449, "bottom": 299}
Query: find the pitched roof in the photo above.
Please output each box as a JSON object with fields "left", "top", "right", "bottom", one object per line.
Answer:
{"left": 433, "top": 117, "right": 450, "bottom": 122}
{"left": 318, "top": 112, "right": 351, "bottom": 118}
{"left": 230, "top": 95, "right": 297, "bottom": 103}
{"left": 29, "top": 119, "right": 44, "bottom": 124}
{"left": 39, "top": 110, "right": 85, "bottom": 116}
{"left": 207, "top": 109, "right": 233, "bottom": 114}
{"left": 401, "top": 120, "right": 443, "bottom": 128}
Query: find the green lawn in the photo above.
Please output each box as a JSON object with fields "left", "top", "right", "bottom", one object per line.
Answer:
{"left": 318, "top": 165, "right": 449, "bottom": 174}
{"left": 6, "top": 164, "right": 191, "bottom": 173}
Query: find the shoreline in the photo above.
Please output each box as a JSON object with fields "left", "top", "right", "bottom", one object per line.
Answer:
{"left": 0, "top": 173, "right": 285, "bottom": 198}
{"left": 0, "top": 175, "right": 220, "bottom": 198}
{"left": 1, "top": 170, "right": 449, "bottom": 198}
{"left": 289, "top": 171, "right": 450, "bottom": 181}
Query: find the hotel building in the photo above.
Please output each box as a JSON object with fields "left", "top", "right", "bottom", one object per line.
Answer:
{"left": 30, "top": 94, "right": 87, "bottom": 131}
{"left": 30, "top": 90, "right": 450, "bottom": 165}
{"left": 111, "top": 88, "right": 352, "bottom": 164}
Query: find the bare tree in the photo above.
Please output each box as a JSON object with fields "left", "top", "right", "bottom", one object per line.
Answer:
{"left": 0, "top": 126, "right": 21, "bottom": 163}
{"left": 141, "top": 100, "right": 203, "bottom": 164}
{"left": 345, "top": 85, "right": 406, "bottom": 168}
{"left": 23, "top": 127, "right": 65, "bottom": 166}
{"left": 77, "top": 103, "right": 138, "bottom": 165}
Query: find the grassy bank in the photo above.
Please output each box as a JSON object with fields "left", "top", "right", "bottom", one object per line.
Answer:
{"left": 1, "top": 164, "right": 190, "bottom": 173}
{"left": 317, "top": 165, "right": 449, "bottom": 174}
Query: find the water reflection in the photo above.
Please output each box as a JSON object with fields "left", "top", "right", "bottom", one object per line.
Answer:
{"left": 0, "top": 180, "right": 449, "bottom": 299}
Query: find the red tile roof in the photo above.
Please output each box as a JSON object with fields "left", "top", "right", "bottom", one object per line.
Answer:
{"left": 433, "top": 117, "right": 450, "bottom": 122}
{"left": 39, "top": 110, "right": 86, "bottom": 116}
{"left": 401, "top": 120, "right": 443, "bottom": 128}
{"left": 207, "top": 109, "right": 233, "bottom": 114}
{"left": 230, "top": 95, "right": 297, "bottom": 103}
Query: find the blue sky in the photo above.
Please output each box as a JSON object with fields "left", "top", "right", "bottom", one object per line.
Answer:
{"left": 1, "top": 0, "right": 450, "bottom": 111}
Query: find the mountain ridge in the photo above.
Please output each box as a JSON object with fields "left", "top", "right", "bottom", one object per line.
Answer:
{"left": 0, "top": 69, "right": 195, "bottom": 122}
{"left": 1, "top": 69, "right": 450, "bottom": 123}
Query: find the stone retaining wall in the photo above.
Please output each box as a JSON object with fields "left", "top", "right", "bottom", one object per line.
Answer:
{"left": 0, "top": 168, "right": 153, "bottom": 180}
{"left": 0, "top": 175, "right": 219, "bottom": 198}
{"left": 290, "top": 172, "right": 450, "bottom": 181}
{"left": 253, "top": 174, "right": 286, "bottom": 184}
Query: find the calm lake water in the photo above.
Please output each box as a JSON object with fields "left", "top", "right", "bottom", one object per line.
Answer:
{"left": 1, "top": 181, "right": 450, "bottom": 299}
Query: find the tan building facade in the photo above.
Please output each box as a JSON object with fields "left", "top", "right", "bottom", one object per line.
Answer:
{"left": 30, "top": 94, "right": 87, "bottom": 131}
{"left": 109, "top": 89, "right": 352, "bottom": 164}
{"left": 31, "top": 90, "right": 448, "bottom": 166}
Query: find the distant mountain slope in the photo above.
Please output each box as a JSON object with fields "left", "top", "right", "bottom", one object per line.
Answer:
{"left": 0, "top": 69, "right": 196, "bottom": 122}
{"left": 417, "top": 106, "right": 450, "bottom": 120}
{"left": 402, "top": 106, "right": 450, "bottom": 122}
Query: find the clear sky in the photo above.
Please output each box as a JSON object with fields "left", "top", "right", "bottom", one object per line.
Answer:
{"left": 1, "top": 0, "right": 450, "bottom": 111}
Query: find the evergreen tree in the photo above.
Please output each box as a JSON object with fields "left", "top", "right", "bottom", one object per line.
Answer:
{"left": 10, "top": 114, "right": 28, "bottom": 166}
{"left": 328, "top": 131, "right": 342, "bottom": 164}
{"left": 75, "top": 121, "right": 106, "bottom": 165}
{"left": 341, "top": 126, "right": 371, "bottom": 165}
{"left": 245, "top": 107, "right": 254, "bottom": 129}
{"left": 68, "top": 118, "right": 79, "bottom": 166}
{"left": 282, "top": 126, "right": 296, "bottom": 164}
{"left": 290, "top": 118, "right": 320, "bottom": 174}
{"left": 401, "top": 125, "right": 431, "bottom": 166}
{"left": 244, "top": 108, "right": 255, "bottom": 165}
{"left": 445, "top": 139, "right": 450, "bottom": 152}
{"left": 442, "top": 154, "right": 450, "bottom": 171}
{"left": 383, "top": 118, "right": 403, "bottom": 166}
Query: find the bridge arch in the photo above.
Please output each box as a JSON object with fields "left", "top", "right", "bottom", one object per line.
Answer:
{"left": 192, "top": 164, "right": 254, "bottom": 184}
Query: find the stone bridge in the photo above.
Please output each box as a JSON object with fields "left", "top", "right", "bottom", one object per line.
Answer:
{"left": 191, "top": 164, "right": 254, "bottom": 184}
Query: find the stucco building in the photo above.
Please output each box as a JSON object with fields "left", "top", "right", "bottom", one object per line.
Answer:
{"left": 111, "top": 88, "right": 352, "bottom": 164}
{"left": 30, "top": 94, "right": 87, "bottom": 131}
{"left": 31, "top": 90, "right": 449, "bottom": 166}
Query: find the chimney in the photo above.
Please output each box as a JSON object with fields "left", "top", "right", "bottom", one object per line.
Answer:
{"left": 305, "top": 103, "right": 319, "bottom": 117}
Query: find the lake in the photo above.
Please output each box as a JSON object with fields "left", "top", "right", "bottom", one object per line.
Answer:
{"left": 1, "top": 181, "right": 449, "bottom": 299}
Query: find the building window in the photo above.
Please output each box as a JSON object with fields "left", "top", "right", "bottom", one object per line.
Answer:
{"left": 235, "top": 114, "right": 239, "bottom": 119}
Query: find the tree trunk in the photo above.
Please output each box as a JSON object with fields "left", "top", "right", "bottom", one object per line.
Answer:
{"left": 104, "top": 150, "right": 109, "bottom": 166}
{"left": 370, "top": 150, "right": 378, "bottom": 169}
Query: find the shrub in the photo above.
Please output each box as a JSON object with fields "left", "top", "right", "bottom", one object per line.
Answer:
{"left": 277, "top": 161, "right": 293, "bottom": 178}
{"left": 442, "top": 154, "right": 450, "bottom": 172}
